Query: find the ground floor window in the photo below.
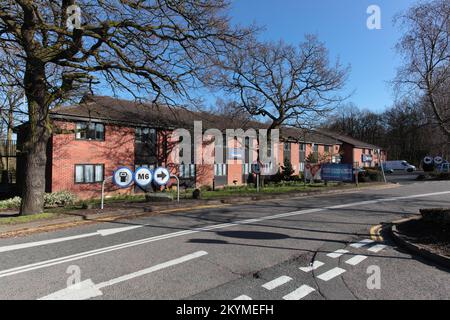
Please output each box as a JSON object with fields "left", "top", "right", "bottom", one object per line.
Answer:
{"left": 135, "top": 164, "right": 156, "bottom": 170}
{"left": 179, "top": 164, "right": 196, "bottom": 178}
{"left": 299, "top": 162, "right": 305, "bottom": 172}
{"left": 75, "top": 164, "right": 104, "bottom": 183}
{"left": 243, "top": 163, "right": 252, "bottom": 175}
{"left": 214, "top": 164, "right": 227, "bottom": 176}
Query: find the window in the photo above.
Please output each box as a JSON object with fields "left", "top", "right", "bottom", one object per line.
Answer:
{"left": 75, "top": 164, "right": 104, "bottom": 183}
{"left": 179, "top": 164, "right": 196, "bottom": 178}
{"left": 243, "top": 163, "right": 251, "bottom": 175}
{"left": 76, "top": 122, "right": 105, "bottom": 141}
{"left": 214, "top": 164, "right": 227, "bottom": 176}
{"left": 299, "top": 143, "right": 306, "bottom": 171}
{"left": 324, "top": 145, "right": 331, "bottom": 153}
{"left": 135, "top": 127, "right": 156, "bottom": 144}
{"left": 284, "top": 142, "right": 291, "bottom": 161}
{"left": 135, "top": 164, "right": 155, "bottom": 170}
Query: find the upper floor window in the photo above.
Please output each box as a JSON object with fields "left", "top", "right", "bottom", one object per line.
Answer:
{"left": 76, "top": 122, "right": 105, "bottom": 141}
{"left": 135, "top": 127, "right": 156, "bottom": 144}
{"left": 284, "top": 142, "right": 291, "bottom": 152}
{"left": 324, "top": 145, "right": 331, "bottom": 153}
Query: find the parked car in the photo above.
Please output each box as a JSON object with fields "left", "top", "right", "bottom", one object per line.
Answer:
{"left": 383, "top": 160, "right": 416, "bottom": 173}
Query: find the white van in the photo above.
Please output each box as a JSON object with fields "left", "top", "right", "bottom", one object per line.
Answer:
{"left": 384, "top": 160, "right": 416, "bottom": 173}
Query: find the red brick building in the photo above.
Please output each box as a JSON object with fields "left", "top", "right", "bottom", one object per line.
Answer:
{"left": 16, "top": 96, "right": 386, "bottom": 199}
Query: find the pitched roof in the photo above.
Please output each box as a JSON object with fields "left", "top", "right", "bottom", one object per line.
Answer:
{"left": 317, "top": 129, "right": 382, "bottom": 150}
{"left": 50, "top": 96, "right": 368, "bottom": 147}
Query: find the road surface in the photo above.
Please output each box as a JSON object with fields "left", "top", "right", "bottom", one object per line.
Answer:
{"left": 0, "top": 178, "right": 449, "bottom": 300}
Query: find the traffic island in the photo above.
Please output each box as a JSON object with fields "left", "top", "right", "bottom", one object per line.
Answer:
{"left": 390, "top": 211, "right": 450, "bottom": 269}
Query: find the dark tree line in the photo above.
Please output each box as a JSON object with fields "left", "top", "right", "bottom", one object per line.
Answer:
{"left": 324, "top": 99, "right": 449, "bottom": 166}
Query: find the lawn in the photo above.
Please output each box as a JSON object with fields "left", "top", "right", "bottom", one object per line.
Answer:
{"left": 0, "top": 212, "right": 59, "bottom": 225}
{"left": 169, "top": 182, "right": 342, "bottom": 200}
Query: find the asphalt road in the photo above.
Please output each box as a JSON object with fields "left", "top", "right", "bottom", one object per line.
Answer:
{"left": 0, "top": 178, "right": 449, "bottom": 300}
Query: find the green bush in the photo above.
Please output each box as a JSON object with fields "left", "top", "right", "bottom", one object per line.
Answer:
{"left": 0, "top": 196, "right": 22, "bottom": 209}
{"left": 0, "top": 191, "right": 77, "bottom": 210}
{"left": 44, "top": 191, "right": 78, "bottom": 208}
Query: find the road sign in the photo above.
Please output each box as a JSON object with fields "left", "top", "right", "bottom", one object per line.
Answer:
{"left": 113, "top": 167, "right": 133, "bottom": 188}
{"left": 153, "top": 167, "right": 170, "bottom": 186}
{"left": 251, "top": 162, "right": 261, "bottom": 175}
{"left": 133, "top": 167, "right": 153, "bottom": 187}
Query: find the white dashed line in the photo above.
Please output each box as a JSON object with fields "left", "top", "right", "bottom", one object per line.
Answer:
{"left": 262, "top": 276, "right": 293, "bottom": 290}
{"left": 282, "top": 285, "right": 316, "bottom": 300}
{"left": 317, "top": 267, "right": 346, "bottom": 281}
{"left": 345, "top": 255, "right": 368, "bottom": 266}
{"left": 350, "top": 239, "right": 375, "bottom": 248}
{"left": 327, "top": 249, "right": 349, "bottom": 259}
{"left": 299, "top": 261, "right": 324, "bottom": 272}
{"left": 367, "top": 244, "right": 387, "bottom": 253}
{"left": 234, "top": 295, "right": 252, "bottom": 300}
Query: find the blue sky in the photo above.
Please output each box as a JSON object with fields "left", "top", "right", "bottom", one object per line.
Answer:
{"left": 228, "top": 0, "right": 416, "bottom": 113}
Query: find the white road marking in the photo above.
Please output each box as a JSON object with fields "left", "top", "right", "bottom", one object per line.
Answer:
{"left": 317, "top": 267, "right": 346, "bottom": 281}
{"left": 262, "top": 276, "right": 292, "bottom": 290}
{"left": 2, "top": 190, "right": 449, "bottom": 278}
{"left": 0, "top": 226, "right": 142, "bottom": 254}
{"left": 367, "top": 244, "right": 387, "bottom": 253}
{"left": 299, "top": 261, "right": 324, "bottom": 272}
{"left": 39, "top": 251, "right": 207, "bottom": 300}
{"left": 234, "top": 295, "right": 252, "bottom": 300}
{"left": 350, "top": 239, "right": 375, "bottom": 248}
{"left": 345, "top": 255, "right": 367, "bottom": 266}
{"left": 282, "top": 285, "right": 316, "bottom": 300}
{"left": 327, "top": 249, "right": 349, "bottom": 259}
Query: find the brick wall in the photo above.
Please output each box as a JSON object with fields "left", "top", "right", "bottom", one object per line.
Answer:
{"left": 51, "top": 121, "right": 135, "bottom": 199}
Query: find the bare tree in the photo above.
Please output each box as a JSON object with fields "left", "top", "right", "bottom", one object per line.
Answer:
{"left": 395, "top": 0, "right": 450, "bottom": 136}
{"left": 211, "top": 35, "right": 349, "bottom": 130}
{"left": 0, "top": 0, "right": 252, "bottom": 215}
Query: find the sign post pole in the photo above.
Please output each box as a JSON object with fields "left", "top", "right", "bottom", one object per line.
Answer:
{"left": 380, "top": 159, "right": 387, "bottom": 184}
{"left": 101, "top": 176, "right": 113, "bottom": 210}
{"left": 171, "top": 175, "right": 180, "bottom": 202}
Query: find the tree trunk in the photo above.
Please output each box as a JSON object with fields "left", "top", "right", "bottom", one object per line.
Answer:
{"left": 20, "top": 130, "right": 49, "bottom": 215}
{"left": 20, "top": 59, "right": 51, "bottom": 215}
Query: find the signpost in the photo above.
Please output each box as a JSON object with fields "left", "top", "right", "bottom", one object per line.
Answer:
{"left": 321, "top": 163, "right": 353, "bottom": 182}
{"left": 251, "top": 162, "right": 261, "bottom": 192}
{"left": 134, "top": 167, "right": 153, "bottom": 188}
{"left": 113, "top": 167, "right": 134, "bottom": 188}
{"left": 103, "top": 166, "right": 178, "bottom": 209}
{"left": 153, "top": 167, "right": 170, "bottom": 186}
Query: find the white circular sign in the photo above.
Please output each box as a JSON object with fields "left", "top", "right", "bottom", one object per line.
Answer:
{"left": 134, "top": 167, "right": 153, "bottom": 187}
{"left": 434, "top": 156, "right": 443, "bottom": 165}
{"left": 113, "top": 167, "right": 134, "bottom": 188}
{"left": 423, "top": 156, "right": 433, "bottom": 165}
{"left": 153, "top": 167, "right": 170, "bottom": 186}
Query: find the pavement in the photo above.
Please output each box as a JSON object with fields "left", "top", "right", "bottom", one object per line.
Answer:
{"left": 0, "top": 174, "right": 449, "bottom": 300}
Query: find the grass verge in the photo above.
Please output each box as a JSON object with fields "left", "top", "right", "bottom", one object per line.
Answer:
{"left": 0, "top": 212, "right": 60, "bottom": 225}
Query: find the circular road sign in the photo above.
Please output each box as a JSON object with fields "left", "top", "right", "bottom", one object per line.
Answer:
{"left": 434, "top": 156, "right": 444, "bottom": 165}
{"left": 113, "top": 167, "right": 134, "bottom": 188}
{"left": 423, "top": 156, "right": 434, "bottom": 165}
{"left": 251, "top": 162, "right": 261, "bottom": 174}
{"left": 134, "top": 167, "right": 153, "bottom": 188}
{"left": 153, "top": 167, "right": 170, "bottom": 186}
